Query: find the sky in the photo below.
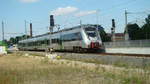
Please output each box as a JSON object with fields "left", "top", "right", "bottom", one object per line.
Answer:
{"left": 0, "top": 0, "right": 150, "bottom": 40}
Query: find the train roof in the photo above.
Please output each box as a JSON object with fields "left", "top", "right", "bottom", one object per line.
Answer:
{"left": 33, "top": 24, "right": 97, "bottom": 37}
{"left": 19, "top": 24, "right": 98, "bottom": 43}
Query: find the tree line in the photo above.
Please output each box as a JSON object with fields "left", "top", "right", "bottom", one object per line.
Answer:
{"left": 127, "top": 14, "right": 150, "bottom": 40}
{"left": 3, "top": 35, "right": 30, "bottom": 46}
{"left": 100, "top": 14, "right": 150, "bottom": 41}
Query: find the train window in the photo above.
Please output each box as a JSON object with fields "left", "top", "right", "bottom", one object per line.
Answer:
{"left": 41, "top": 41, "right": 44, "bottom": 44}
{"left": 32, "top": 42, "right": 35, "bottom": 46}
{"left": 37, "top": 41, "right": 41, "bottom": 46}
{"left": 33, "top": 42, "right": 36, "bottom": 46}
{"left": 52, "top": 38, "right": 59, "bottom": 43}
{"left": 27, "top": 42, "right": 30, "bottom": 46}
{"left": 22, "top": 43, "right": 24, "bottom": 47}
{"left": 37, "top": 41, "right": 39, "bottom": 45}
{"left": 44, "top": 39, "right": 48, "bottom": 45}
{"left": 29, "top": 42, "right": 32, "bottom": 46}
{"left": 75, "top": 33, "right": 82, "bottom": 40}
{"left": 38, "top": 41, "right": 43, "bottom": 45}
{"left": 52, "top": 39, "right": 55, "bottom": 43}
{"left": 24, "top": 43, "right": 27, "bottom": 47}
{"left": 47, "top": 40, "right": 50, "bottom": 45}
{"left": 35, "top": 41, "right": 37, "bottom": 46}
{"left": 23, "top": 43, "right": 25, "bottom": 47}
{"left": 62, "top": 32, "right": 82, "bottom": 42}
{"left": 30, "top": 42, "right": 32, "bottom": 46}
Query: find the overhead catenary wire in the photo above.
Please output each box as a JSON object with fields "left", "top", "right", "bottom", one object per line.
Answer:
{"left": 24, "top": 0, "right": 149, "bottom": 35}
{"left": 100, "top": 0, "right": 141, "bottom": 17}
{"left": 102, "top": 0, "right": 139, "bottom": 12}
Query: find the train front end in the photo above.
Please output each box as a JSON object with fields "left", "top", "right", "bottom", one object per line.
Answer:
{"left": 83, "top": 26, "right": 103, "bottom": 50}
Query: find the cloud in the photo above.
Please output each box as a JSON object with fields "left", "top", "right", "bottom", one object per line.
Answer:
{"left": 75, "top": 10, "right": 97, "bottom": 17}
{"left": 50, "top": 6, "right": 78, "bottom": 16}
{"left": 19, "top": 0, "right": 39, "bottom": 3}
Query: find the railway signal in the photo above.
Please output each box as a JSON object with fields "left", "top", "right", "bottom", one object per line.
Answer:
{"left": 111, "top": 19, "right": 116, "bottom": 42}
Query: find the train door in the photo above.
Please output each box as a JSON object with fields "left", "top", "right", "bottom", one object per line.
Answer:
{"left": 58, "top": 35, "right": 63, "bottom": 50}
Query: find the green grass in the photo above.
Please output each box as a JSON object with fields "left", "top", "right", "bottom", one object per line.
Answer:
{"left": 0, "top": 52, "right": 149, "bottom": 84}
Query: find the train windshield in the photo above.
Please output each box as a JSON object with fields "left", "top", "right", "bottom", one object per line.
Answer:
{"left": 86, "top": 31, "right": 96, "bottom": 37}
{"left": 84, "top": 27, "right": 96, "bottom": 31}
{"left": 84, "top": 27, "right": 97, "bottom": 37}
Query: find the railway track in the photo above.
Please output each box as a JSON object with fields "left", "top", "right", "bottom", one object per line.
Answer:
{"left": 13, "top": 50, "right": 150, "bottom": 67}
{"left": 17, "top": 50, "right": 150, "bottom": 58}
{"left": 98, "top": 53, "right": 150, "bottom": 58}
{"left": 50, "top": 50, "right": 150, "bottom": 58}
